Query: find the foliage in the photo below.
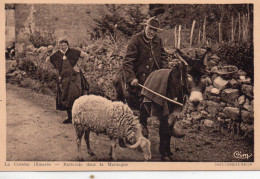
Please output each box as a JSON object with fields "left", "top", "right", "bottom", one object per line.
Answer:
{"left": 28, "top": 28, "right": 57, "bottom": 48}
{"left": 18, "top": 58, "right": 37, "bottom": 75}
{"left": 217, "top": 42, "right": 254, "bottom": 81}
{"left": 91, "top": 4, "right": 147, "bottom": 39}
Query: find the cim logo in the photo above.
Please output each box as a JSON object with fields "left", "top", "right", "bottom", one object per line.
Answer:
{"left": 233, "top": 150, "right": 252, "bottom": 160}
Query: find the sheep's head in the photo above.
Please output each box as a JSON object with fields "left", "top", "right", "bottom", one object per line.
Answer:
{"left": 139, "top": 137, "right": 152, "bottom": 161}
{"left": 125, "top": 124, "right": 152, "bottom": 161}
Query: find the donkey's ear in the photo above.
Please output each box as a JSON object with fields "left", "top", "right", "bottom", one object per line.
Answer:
{"left": 174, "top": 48, "right": 191, "bottom": 66}
{"left": 203, "top": 48, "right": 213, "bottom": 66}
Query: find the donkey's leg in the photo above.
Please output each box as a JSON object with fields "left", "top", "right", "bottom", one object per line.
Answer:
{"left": 159, "top": 116, "right": 171, "bottom": 160}
{"left": 84, "top": 128, "right": 95, "bottom": 156}
{"left": 140, "top": 102, "right": 151, "bottom": 138}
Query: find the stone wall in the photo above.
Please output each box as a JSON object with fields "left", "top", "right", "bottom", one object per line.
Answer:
{"left": 8, "top": 40, "right": 254, "bottom": 138}
{"left": 182, "top": 58, "right": 254, "bottom": 138}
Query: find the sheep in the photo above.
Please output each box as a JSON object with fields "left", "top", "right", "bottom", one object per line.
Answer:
{"left": 72, "top": 95, "right": 152, "bottom": 161}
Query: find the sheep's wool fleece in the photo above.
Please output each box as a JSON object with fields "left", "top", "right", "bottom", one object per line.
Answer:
{"left": 72, "top": 95, "right": 140, "bottom": 140}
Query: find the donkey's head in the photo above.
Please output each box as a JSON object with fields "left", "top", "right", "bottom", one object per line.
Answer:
{"left": 175, "top": 48, "right": 212, "bottom": 109}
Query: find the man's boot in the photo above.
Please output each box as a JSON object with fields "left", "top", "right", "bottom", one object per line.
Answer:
{"left": 62, "top": 117, "right": 72, "bottom": 124}
{"left": 63, "top": 108, "right": 72, "bottom": 124}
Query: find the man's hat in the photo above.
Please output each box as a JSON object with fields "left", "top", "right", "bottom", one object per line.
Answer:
{"left": 143, "top": 17, "right": 163, "bottom": 31}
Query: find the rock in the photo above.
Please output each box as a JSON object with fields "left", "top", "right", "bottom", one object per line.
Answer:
{"left": 204, "top": 119, "right": 214, "bottom": 128}
{"left": 242, "top": 78, "right": 251, "bottom": 84}
{"left": 241, "top": 110, "right": 251, "bottom": 123}
{"left": 207, "top": 114, "right": 213, "bottom": 119}
{"left": 206, "top": 77, "right": 212, "bottom": 85}
{"left": 207, "top": 95, "right": 221, "bottom": 102}
{"left": 234, "top": 100, "right": 240, "bottom": 108}
{"left": 212, "top": 74, "right": 218, "bottom": 81}
{"left": 211, "top": 88, "right": 220, "bottom": 95}
{"left": 205, "top": 100, "right": 222, "bottom": 117}
{"left": 213, "top": 76, "right": 228, "bottom": 90}
{"left": 220, "top": 102, "right": 226, "bottom": 107}
{"left": 243, "top": 102, "right": 253, "bottom": 112}
{"left": 218, "top": 112, "right": 226, "bottom": 118}
{"left": 191, "top": 111, "right": 202, "bottom": 120}
{"left": 241, "top": 84, "right": 253, "bottom": 98}
{"left": 226, "top": 103, "right": 232, "bottom": 107}
{"left": 238, "top": 95, "right": 246, "bottom": 105}
{"left": 225, "top": 118, "right": 232, "bottom": 122}
{"left": 204, "top": 85, "right": 214, "bottom": 97}
{"left": 229, "top": 79, "right": 239, "bottom": 89}
{"left": 238, "top": 70, "right": 247, "bottom": 76}
{"left": 187, "top": 117, "right": 192, "bottom": 121}
{"left": 240, "top": 75, "right": 246, "bottom": 80}
{"left": 223, "top": 107, "right": 240, "bottom": 120}
{"left": 217, "top": 117, "right": 225, "bottom": 122}
{"left": 204, "top": 100, "right": 220, "bottom": 107}
{"left": 221, "top": 88, "right": 240, "bottom": 104}
{"left": 201, "top": 110, "right": 208, "bottom": 118}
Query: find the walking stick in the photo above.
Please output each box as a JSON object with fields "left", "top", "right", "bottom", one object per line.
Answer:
{"left": 138, "top": 83, "right": 183, "bottom": 107}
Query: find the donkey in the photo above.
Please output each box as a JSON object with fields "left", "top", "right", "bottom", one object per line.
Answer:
{"left": 113, "top": 48, "right": 212, "bottom": 160}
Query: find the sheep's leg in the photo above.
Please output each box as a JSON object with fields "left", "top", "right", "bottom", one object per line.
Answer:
{"left": 75, "top": 124, "right": 84, "bottom": 161}
{"left": 109, "top": 139, "right": 117, "bottom": 161}
{"left": 84, "top": 128, "right": 95, "bottom": 156}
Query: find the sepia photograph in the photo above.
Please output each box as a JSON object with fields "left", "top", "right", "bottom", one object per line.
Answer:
{"left": 1, "top": 0, "right": 257, "bottom": 171}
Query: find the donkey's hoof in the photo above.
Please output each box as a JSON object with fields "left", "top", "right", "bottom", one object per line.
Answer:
{"left": 88, "top": 151, "right": 95, "bottom": 156}
{"left": 77, "top": 156, "right": 84, "bottom": 161}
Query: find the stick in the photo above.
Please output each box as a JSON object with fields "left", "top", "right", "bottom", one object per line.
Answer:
{"left": 190, "top": 20, "right": 196, "bottom": 47}
{"left": 231, "top": 15, "right": 234, "bottom": 42}
{"left": 238, "top": 12, "right": 241, "bottom": 41}
{"left": 198, "top": 30, "right": 201, "bottom": 46}
{"left": 219, "top": 22, "right": 222, "bottom": 43}
{"left": 202, "top": 15, "right": 206, "bottom": 44}
{"left": 178, "top": 25, "right": 182, "bottom": 49}
{"left": 234, "top": 18, "right": 237, "bottom": 41}
{"left": 138, "top": 84, "right": 183, "bottom": 106}
{"left": 174, "top": 26, "right": 177, "bottom": 48}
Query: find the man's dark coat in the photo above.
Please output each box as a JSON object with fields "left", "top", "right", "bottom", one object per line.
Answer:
{"left": 123, "top": 30, "right": 168, "bottom": 94}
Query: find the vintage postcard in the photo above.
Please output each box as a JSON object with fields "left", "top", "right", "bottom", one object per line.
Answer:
{"left": 0, "top": 0, "right": 259, "bottom": 171}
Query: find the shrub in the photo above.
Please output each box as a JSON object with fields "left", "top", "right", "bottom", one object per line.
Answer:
{"left": 18, "top": 58, "right": 37, "bottom": 75}
{"left": 217, "top": 42, "right": 254, "bottom": 82}
{"left": 28, "top": 29, "right": 56, "bottom": 48}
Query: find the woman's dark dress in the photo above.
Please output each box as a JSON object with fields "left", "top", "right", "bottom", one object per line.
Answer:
{"left": 50, "top": 48, "right": 83, "bottom": 110}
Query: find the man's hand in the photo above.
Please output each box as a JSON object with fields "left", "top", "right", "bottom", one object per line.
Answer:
{"left": 130, "top": 79, "right": 139, "bottom": 86}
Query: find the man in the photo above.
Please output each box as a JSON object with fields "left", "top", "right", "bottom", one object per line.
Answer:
{"left": 46, "top": 39, "right": 89, "bottom": 124}
{"left": 122, "top": 17, "right": 169, "bottom": 136}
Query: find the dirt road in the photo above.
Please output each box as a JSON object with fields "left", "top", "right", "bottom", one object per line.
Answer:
{"left": 6, "top": 83, "right": 254, "bottom": 162}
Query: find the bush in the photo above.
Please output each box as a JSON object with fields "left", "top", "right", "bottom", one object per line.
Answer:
{"left": 18, "top": 58, "right": 37, "bottom": 75}
{"left": 217, "top": 42, "right": 254, "bottom": 82}
{"left": 28, "top": 29, "right": 56, "bottom": 48}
